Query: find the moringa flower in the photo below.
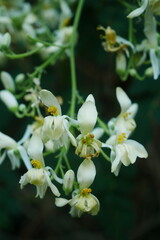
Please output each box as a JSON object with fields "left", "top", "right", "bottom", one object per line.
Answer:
{"left": 75, "top": 94, "right": 102, "bottom": 158}
{"left": 0, "top": 130, "right": 32, "bottom": 170}
{"left": 106, "top": 132, "right": 148, "bottom": 176}
{"left": 55, "top": 159, "right": 100, "bottom": 217}
{"left": 39, "top": 89, "right": 77, "bottom": 149}
{"left": 108, "top": 87, "right": 138, "bottom": 137}
{"left": 19, "top": 134, "right": 60, "bottom": 198}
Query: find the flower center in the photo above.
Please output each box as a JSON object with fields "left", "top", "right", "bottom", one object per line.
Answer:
{"left": 81, "top": 133, "right": 94, "bottom": 145}
{"left": 31, "top": 160, "right": 42, "bottom": 169}
{"left": 117, "top": 132, "right": 127, "bottom": 143}
{"left": 81, "top": 188, "right": 92, "bottom": 196}
{"left": 47, "top": 105, "right": 59, "bottom": 116}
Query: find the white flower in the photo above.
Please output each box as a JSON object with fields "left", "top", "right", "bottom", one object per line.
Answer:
{"left": 0, "top": 129, "right": 32, "bottom": 170}
{"left": 106, "top": 133, "right": 148, "bottom": 176}
{"left": 76, "top": 95, "right": 102, "bottom": 158}
{"left": 40, "top": 89, "right": 77, "bottom": 149}
{"left": 55, "top": 159, "right": 100, "bottom": 217}
{"left": 19, "top": 134, "right": 60, "bottom": 198}
{"left": 108, "top": 87, "right": 138, "bottom": 136}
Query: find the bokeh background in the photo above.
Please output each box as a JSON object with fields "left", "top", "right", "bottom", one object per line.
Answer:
{"left": 0, "top": 0, "right": 160, "bottom": 239}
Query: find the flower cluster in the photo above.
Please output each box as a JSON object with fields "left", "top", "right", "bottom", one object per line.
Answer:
{"left": 0, "top": 85, "right": 148, "bottom": 217}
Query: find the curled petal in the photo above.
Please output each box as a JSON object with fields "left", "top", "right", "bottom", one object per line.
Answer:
{"left": 39, "top": 89, "right": 61, "bottom": 115}
{"left": 44, "top": 170, "right": 60, "bottom": 197}
{"left": 0, "top": 132, "right": 17, "bottom": 149}
{"left": 149, "top": 49, "right": 159, "bottom": 80}
{"left": 77, "top": 159, "right": 96, "bottom": 189}
{"left": 116, "top": 87, "right": 131, "bottom": 112}
{"left": 127, "top": 0, "right": 148, "bottom": 18}
{"left": 124, "top": 140, "right": 148, "bottom": 164}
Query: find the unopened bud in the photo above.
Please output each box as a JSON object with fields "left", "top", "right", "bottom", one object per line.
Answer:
{"left": 15, "top": 73, "right": 25, "bottom": 83}
{"left": 0, "top": 90, "right": 18, "bottom": 112}
{"left": 0, "top": 33, "right": 11, "bottom": 49}
{"left": 129, "top": 68, "right": 137, "bottom": 77}
{"left": 1, "top": 71, "right": 15, "bottom": 92}
{"left": 145, "top": 67, "right": 153, "bottom": 77}
{"left": 116, "top": 52, "right": 126, "bottom": 75}
{"left": 63, "top": 170, "right": 75, "bottom": 195}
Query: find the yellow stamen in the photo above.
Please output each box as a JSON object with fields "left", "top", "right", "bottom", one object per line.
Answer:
{"left": 81, "top": 188, "right": 92, "bottom": 195}
{"left": 88, "top": 133, "right": 94, "bottom": 138}
{"left": 106, "top": 26, "right": 117, "bottom": 44}
{"left": 117, "top": 132, "right": 127, "bottom": 143}
{"left": 123, "top": 112, "right": 131, "bottom": 119}
{"left": 31, "top": 160, "right": 42, "bottom": 169}
{"left": 47, "top": 105, "right": 59, "bottom": 116}
{"left": 34, "top": 116, "right": 44, "bottom": 125}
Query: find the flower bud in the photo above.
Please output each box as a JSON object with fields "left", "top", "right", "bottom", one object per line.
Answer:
{"left": 19, "top": 104, "right": 27, "bottom": 112}
{"left": 145, "top": 67, "right": 153, "bottom": 77}
{"left": 1, "top": 71, "right": 15, "bottom": 92}
{"left": 0, "top": 33, "right": 11, "bottom": 49}
{"left": 15, "top": 73, "right": 25, "bottom": 83}
{"left": 0, "top": 90, "right": 18, "bottom": 112}
{"left": 63, "top": 169, "right": 75, "bottom": 195}
{"left": 116, "top": 52, "right": 126, "bottom": 75}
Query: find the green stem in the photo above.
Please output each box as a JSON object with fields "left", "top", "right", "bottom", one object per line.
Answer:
{"left": 29, "top": 48, "right": 64, "bottom": 79}
{"left": 4, "top": 47, "right": 43, "bottom": 59}
{"left": 69, "top": 0, "right": 84, "bottom": 118}
{"left": 97, "top": 117, "right": 110, "bottom": 135}
{"left": 100, "top": 149, "right": 110, "bottom": 162}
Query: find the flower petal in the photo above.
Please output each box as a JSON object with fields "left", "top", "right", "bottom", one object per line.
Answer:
{"left": 0, "top": 132, "right": 17, "bottom": 149}
{"left": 78, "top": 97, "right": 97, "bottom": 135}
{"left": 55, "top": 198, "right": 69, "bottom": 207}
{"left": 39, "top": 89, "right": 61, "bottom": 115}
{"left": 27, "top": 134, "right": 44, "bottom": 165}
{"left": 77, "top": 159, "right": 96, "bottom": 189}
{"left": 125, "top": 140, "right": 148, "bottom": 164}
{"left": 116, "top": 87, "right": 131, "bottom": 112}
{"left": 149, "top": 49, "right": 159, "bottom": 80}
{"left": 127, "top": 0, "right": 148, "bottom": 18}
{"left": 44, "top": 170, "right": 60, "bottom": 197}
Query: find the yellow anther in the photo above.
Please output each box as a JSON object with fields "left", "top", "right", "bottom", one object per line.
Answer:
{"left": 34, "top": 116, "right": 44, "bottom": 125}
{"left": 31, "top": 160, "right": 42, "bottom": 169}
{"left": 47, "top": 105, "right": 59, "bottom": 116}
{"left": 117, "top": 132, "right": 127, "bottom": 143}
{"left": 61, "top": 18, "right": 71, "bottom": 27}
{"left": 106, "top": 26, "right": 117, "bottom": 45}
{"left": 88, "top": 133, "right": 94, "bottom": 138}
{"left": 123, "top": 112, "right": 131, "bottom": 119}
{"left": 81, "top": 188, "right": 92, "bottom": 195}
{"left": 82, "top": 139, "right": 87, "bottom": 144}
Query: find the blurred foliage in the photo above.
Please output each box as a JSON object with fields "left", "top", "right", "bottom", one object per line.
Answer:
{"left": 0, "top": 0, "right": 160, "bottom": 240}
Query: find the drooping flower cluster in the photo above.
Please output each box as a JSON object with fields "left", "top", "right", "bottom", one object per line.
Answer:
{"left": 0, "top": 85, "right": 148, "bottom": 217}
